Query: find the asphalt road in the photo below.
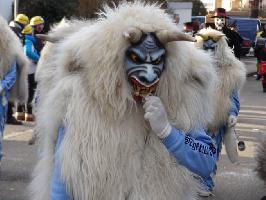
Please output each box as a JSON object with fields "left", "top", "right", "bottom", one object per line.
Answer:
{"left": 0, "top": 56, "right": 265, "bottom": 200}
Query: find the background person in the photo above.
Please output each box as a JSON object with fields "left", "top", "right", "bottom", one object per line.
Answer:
{"left": 22, "top": 24, "right": 39, "bottom": 122}
{"left": 9, "top": 14, "right": 29, "bottom": 44}
{"left": 30, "top": 16, "right": 45, "bottom": 54}
{"left": 9, "top": 14, "right": 29, "bottom": 124}
{"left": 254, "top": 24, "right": 266, "bottom": 80}
{"left": 211, "top": 8, "right": 243, "bottom": 59}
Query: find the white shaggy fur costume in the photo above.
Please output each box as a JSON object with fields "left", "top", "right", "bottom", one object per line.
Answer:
{"left": 30, "top": 2, "right": 217, "bottom": 200}
{"left": 34, "top": 19, "right": 91, "bottom": 111}
{"left": 195, "top": 28, "right": 246, "bottom": 163}
{"left": 0, "top": 15, "right": 28, "bottom": 102}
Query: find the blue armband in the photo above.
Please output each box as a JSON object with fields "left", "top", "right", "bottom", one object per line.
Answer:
{"left": 162, "top": 127, "right": 218, "bottom": 190}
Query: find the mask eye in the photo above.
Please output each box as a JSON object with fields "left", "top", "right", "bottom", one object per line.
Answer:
{"left": 130, "top": 53, "right": 139, "bottom": 62}
{"left": 153, "top": 57, "right": 161, "bottom": 65}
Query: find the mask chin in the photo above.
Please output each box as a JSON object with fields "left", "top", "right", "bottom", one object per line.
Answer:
{"left": 128, "top": 75, "right": 159, "bottom": 103}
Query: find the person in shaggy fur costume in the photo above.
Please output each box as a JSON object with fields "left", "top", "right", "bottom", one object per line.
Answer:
{"left": 195, "top": 27, "right": 246, "bottom": 190}
{"left": 29, "top": 2, "right": 219, "bottom": 200}
{"left": 0, "top": 15, "right": 28, "bottom": 163}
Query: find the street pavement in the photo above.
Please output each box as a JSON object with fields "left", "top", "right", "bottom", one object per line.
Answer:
{"left": 0, "top": 57, "right": 265, "bottom": 200}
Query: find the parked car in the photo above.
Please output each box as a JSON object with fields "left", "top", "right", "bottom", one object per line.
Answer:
{"left": 241, "top": 36, "right": 252, "bottom": 56}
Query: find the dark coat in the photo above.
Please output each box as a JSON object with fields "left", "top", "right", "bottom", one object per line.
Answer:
{"left": 222, "top": 27, "right": 243, "bottom": 59}
{"left": 33, "top": 30, "right": 45, "bottom": 55}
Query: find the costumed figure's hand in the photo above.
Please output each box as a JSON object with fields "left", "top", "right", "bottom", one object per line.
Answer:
{"left": 143, "top": 96, "right": 172, "bottom": 139}
{"left": 228, "top": 115, "right": 237, "bottom": 127}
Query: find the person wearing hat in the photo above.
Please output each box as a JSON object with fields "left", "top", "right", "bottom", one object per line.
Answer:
{"left": 8, "top": 14, "right": 29, "bottom": 125}
{"left": 212, "top": 8, "right": 243, "bottom": 59}
{"left": 9, "top": 14, "right": 29, "bottom": 44}
{"left": 30, "top": 16, "right": 45, "bottom": 54}
{"left": 254, "top": 24, "right": 266, "bottom": 80}
{"left": 22, "top": 24, "right": 39, "bottom": 122}
{"left": 15, "top": 17, "right": 44, "bottom": 121}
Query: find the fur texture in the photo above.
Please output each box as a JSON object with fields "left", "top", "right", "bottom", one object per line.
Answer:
{"left": 0, "top": 15, "right": 28, "bottom": 103}
{"left": 195, "top": 28, "right": 246, "bottom": 164}
{"left": 256, "top": 138, "right": 266, "bottom": 184}
{"left": 195, "top": 28, "right": 246, "bottom": 132}
{"left": 30, "top": 2, "right": 217, "bottom": 200}
{"left": 35, "top": 18, "right": 92, "bottom": 109}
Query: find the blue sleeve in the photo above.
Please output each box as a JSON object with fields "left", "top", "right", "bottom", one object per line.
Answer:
{"left": 50, "top": 127, "right": 70, "bottom": 200}
{"left": 24, "top": 39, "right": 40, "bottom": 62}
{"left": 1, "top": 62, "right": 17, "bottom": 91}
{"left": 229, "top": 89, "right": 240, "bottom": 116}
{"left": 162, "top": 127, "right": 217, "bottom": 179}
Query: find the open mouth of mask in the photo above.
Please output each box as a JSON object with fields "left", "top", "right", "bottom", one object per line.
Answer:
{"left": 128, "top": 75, "right": 159, "bottom": 103}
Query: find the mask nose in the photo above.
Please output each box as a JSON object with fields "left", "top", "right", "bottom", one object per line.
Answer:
{"left": 138, "top": 72, "right": 158, "bottom": 84}
{"left": 138, "top": 65, "right": 158, "bottom": 84}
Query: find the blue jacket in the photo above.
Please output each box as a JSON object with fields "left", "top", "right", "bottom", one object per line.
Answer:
{"left": 0, "top": 62, "right": 17, "bottom": 161}
{"left": 163, "top": 89, "right": 240, "bottom": 191}
{"left": 24, "top": 35, "right": 40, "bottom": 62}
{"left": 50, "top": 127, "right": 70, "bottom": 200}
{"left": 0, "top": 62, "right": 17, "bottom": 95}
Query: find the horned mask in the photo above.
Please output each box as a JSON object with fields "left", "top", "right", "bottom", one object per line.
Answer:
{"left": 123, "top": 28, "right": 196, "bottom": 103}
{"left": 197, "top": 32, "right": 225, "bottom": 55}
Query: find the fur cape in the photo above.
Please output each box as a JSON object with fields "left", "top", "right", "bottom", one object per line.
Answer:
{"left": 30, "top": 2, "right": 217, "bottom": 200}
{"left": 195, "top": 28, "right": 246, "bottom": 132}
{"left": 34, "top": 19, "right": 92, "bottom": 110}
{"left": 0, "top": 15, "right": 28, "bottom": 103}
{"left": 256, "top": 138, "right": 266, "bottom": 184}
{"left": 195, "top": 28, "right": 246, "bottom": 164}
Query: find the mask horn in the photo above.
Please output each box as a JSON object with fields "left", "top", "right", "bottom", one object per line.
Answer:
{"left": 155, "top": 30, "right": 196, "bottom": 44}
{"left": 123, "top": 27, "right": 142, "bottom": 43}
{"left": 213, "top": 34, "right": 226, "bottom": 42}
{"left": 196, "top": 33, "right": 209, "bottom": 41}
{"left": 36, "top": 34, "right": 60, "bottom": 43}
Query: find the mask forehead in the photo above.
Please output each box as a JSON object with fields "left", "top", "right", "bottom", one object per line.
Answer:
{"left": 136, "top": 34, "right": 164, "bottom": 59}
